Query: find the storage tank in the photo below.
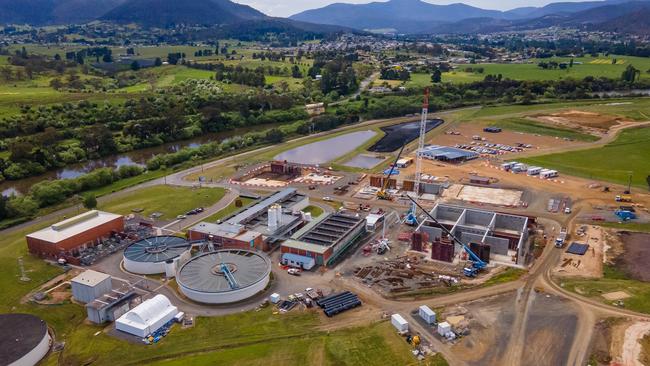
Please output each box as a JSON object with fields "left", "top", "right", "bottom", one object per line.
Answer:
{"left": 0, "top": 314, "right": 51, "bottom": 366}
{"left": 268, "top": 204, "right": 282, "bottom": 231}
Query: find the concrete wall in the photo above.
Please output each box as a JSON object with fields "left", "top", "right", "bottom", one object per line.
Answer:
{"left": 464, "top": 210, "right": 494, "bottom": 227}
{"left": 494, "top": 214, "right": 527, "bottom": 232}
{"left": 419, "top": 226, "right": 442, "bottom": 241}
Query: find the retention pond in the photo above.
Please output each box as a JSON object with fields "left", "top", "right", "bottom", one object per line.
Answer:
{"left": 368, "top": 119, "right": 444, "bottom": 152}
{"left": 274, "top": 130, "right": 377, "bottom": 165}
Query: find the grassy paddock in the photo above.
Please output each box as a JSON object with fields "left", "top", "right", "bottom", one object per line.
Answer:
{"left": 521, "top": 126, "right": 650, "bottom": 187}
{"left": 489, "top": 117, "right": 599, "bottom": 141}
{"left": 99, "top": 185, "right": 226, "bottom": 219}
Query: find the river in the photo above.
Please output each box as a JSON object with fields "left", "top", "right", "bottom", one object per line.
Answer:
{"left": 1, "top": 123, "right": 279, "bottom": 196}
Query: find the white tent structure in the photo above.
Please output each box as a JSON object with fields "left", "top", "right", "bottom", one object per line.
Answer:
{"left": 115, "top": 294, "right": 178, "bottom": 337}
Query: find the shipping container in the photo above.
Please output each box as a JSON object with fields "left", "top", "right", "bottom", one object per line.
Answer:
{"left": 391, "top": 313, "right": 409, "bottom": 332}
{"left": 418, "top": 305, "right": 436, "bottom": 324}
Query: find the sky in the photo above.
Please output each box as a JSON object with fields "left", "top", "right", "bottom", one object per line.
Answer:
{"left": 233, "top": 0, "right": 596, "bottom": 17}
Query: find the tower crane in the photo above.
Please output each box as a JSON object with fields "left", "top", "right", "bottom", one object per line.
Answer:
{"left": 405, "top": 88, "right": 429, "bottom": 226}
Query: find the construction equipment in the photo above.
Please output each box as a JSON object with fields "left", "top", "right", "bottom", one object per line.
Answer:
{"left": 555, "top": 227, "right": 568, "bottom": 248}
{"left": 377, "top": 144, "right": 406, "bottom": 200}
{"left": 406, "top": 195, "right": 486, "bottom": 277}
{"left": 405, "top": 88, "right": 430, "bottom": 226}
{"left": 615, "top": 195, "right": 632, "bottom": 202}
{"left": 615, "top": 210, "right": 637, "bottom": 221}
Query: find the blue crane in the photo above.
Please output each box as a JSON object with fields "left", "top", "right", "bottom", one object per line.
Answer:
{"left": 406, "top": 195, "right": 486, "bottom": 277}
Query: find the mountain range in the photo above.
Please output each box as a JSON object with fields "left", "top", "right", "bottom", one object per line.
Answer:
{"left": 0, "top": 0, "right": 649, "bottom": 35}
{"left": 290, "top": 0, "right": 649, "bottom": 34}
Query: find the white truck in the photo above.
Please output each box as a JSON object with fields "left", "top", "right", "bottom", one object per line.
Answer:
{"left": 555, "top": 228, "right": 568, "bottom": 248}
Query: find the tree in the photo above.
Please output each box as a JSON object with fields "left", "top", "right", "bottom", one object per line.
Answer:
{"left": 130, "top": 61, "right": 140, "bottom": 71}
{"left": 83, "top": 193, "right": 97, "bottom": 209}
{"left": 621, "top": 65, "right": 640, "bottom": 82}
{"left": 265, "top": 128, "right": 284, "bottom": 143}
{"left": 646, "top": 175, "right": 650, "bottom": 191}
{"left": 154, "top": 57, "right": 162, "bottom": 67}
{"left": 431, "top": 68, "right": 442, "bottom": 83}
{"left": 291, "top": 65, "right": 302, "bottom": 78}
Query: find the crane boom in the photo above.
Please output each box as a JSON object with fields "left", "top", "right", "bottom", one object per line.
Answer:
{"left": 413, "top": 88, "right": 429, "bottom": 208}
{"left": 405, "top": 195, "right": 486, "bottom": 273}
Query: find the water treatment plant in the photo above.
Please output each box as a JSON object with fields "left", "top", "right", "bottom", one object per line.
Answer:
{"left": 176, "top": 249, "right": 272, "bottom": 304}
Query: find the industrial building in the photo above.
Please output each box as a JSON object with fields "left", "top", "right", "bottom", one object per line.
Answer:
{"left": 115, "top": 295, "right": 178, "bottom": 337}
{"left": 176, "top": 249, "right": 271, "bottom": 304}
{"left": 416, "top": 203, "right": 533, "bottom": 265}
{"left": 187, "top": 188, "right": 309, "bottom": 251}
{"left": 280, "top": 212, "right": 366, "bottom": 268}
{"left": 86, "top": 286, "right": 138, "bottom": 325}
{"left": 123, "top": 236, "right": 192, "bottom": 276}
{"left": 71, "top": 270, "right": 112, "bottom": 303}
{"left": 0, "top": 313, "right": 51, "bottom": 366}
{"left": 420, "top": 145, "right": 479, "bottom": 163}
{"left": 26, "top": 210, "right": 124, "bottom": 263}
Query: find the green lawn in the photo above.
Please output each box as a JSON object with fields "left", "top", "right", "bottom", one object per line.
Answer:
{"left": 521, "top": 126, "right": 650, "bottom": 187}
{"left": 98, "top": 185, "right": 226, "bottom": 219}
{"left": 490, "top": 118, "right": 599, "bottom": 141}
{"left": 302, "top": 205, "right": 324, "bottom": 218}
{"left": 203, "top": 197, "right": 256, "bottom": 223}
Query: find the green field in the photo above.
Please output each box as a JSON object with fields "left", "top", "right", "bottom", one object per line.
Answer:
{"left": 521, "top": 126, "right": 650, "bottom": 187}
{"left": 407, "top": 55, "right": 650, "bottom": 86}
{"left": 489, "top": 117, "right": 599, "bottom": 141}
{"left": 99, "top": 185, "right": 226, "bottom": 219}
{"left": 557, "top": 264, "right": 650, "bottom": 314}
{"left": 203, "top": 197, "right": 256, "bottom": 223}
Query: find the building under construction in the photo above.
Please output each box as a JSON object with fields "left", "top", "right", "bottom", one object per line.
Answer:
{"left": 414, "top": 203, "right": 534, "bottom": 265}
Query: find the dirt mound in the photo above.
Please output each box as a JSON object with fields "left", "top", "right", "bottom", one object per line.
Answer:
{"left": 613, "top": 232, "right": 650, "bottom": 282}
{"left": 534, "top": 110, "right": 627, "bottom": 131}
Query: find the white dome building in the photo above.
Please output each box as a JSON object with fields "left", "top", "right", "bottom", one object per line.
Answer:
{"left": 115, "top": 294, "right": 178, "bottom": 337}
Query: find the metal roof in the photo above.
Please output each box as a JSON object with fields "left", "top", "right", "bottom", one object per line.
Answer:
{"left": 226, "top": 188, "right": 297, "bottom": 225}
{"left": 26, "top": 210, "right": 123, "bottom": 243}
{"left": 71, "top": 270, "right": 111, "bottom": 286}
{"left": 282, "top": 239, "right": 330, "bottom": 254}
{"left": 421, "top": 145, "right": 478, "bottom": 160}
{"left": 123, "top": 236, "right": 190, "bottom": 263}
{"left": 177, "top": 249, "right": 271, "bottom": 293}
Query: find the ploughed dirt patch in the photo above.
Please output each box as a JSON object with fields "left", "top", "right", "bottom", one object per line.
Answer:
{"left": 534, "top": 110, "right": 628, "bottom": 131}
{"left": 613, "top": 232, "right": 650, "bottom": 282}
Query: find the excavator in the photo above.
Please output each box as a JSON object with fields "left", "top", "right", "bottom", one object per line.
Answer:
{"left": 377, "top": 144, "right": 406, "bottom": 200}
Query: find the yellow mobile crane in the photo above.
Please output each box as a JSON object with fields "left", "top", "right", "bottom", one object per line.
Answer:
{"left": 377, "top": 144, "right": 406, "bottom": 200}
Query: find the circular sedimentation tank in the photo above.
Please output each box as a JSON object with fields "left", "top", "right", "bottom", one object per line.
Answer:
{"left": 177, "top": 249, "right": 271, "bottom": 304}
{"left": 0, "top": 313, "right": 51, "bottom": 366}
{"left": 123, "top": 236, "right": 191, "bottom": 275}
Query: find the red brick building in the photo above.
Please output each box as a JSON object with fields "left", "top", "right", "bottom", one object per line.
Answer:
{"left": 26, "top": 210, "right": 124, "bottom": 262}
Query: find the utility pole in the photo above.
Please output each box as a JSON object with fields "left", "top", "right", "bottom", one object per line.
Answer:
{"left": 627, "top": 171, "right": 633, "bottom": 194}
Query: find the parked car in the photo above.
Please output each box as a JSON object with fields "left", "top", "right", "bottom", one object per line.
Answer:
{"left": 177, "top": 214, "right": 187, "bottom": 219}
{"left": 323, "top": 196, "right": 333, "bottom": 202}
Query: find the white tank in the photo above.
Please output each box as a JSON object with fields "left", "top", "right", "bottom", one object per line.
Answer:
{"left": 268, "top": 204, "right": 282, "bottom": 231}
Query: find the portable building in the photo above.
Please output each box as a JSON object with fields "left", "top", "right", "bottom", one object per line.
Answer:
{"left": 418, "top": 305, "right": 436, "bottom": 324}
{"left": 526, "top": 167, "right": 542, "bottom": 176}
{"left": 512, "top": 163, "right": 528, "bottom": 173}
{"left": 270, "top": 293, "right": 281, "bottom": 304}
{"left": 501, "top": 162, "right": 517, "bottom": 171}
{"left": 539, "top": 169, "right": 559, "bottom": 179}
{"left": 391, "top": 313, "right": 409, "bottom": 332}
{"left": 437, "top": 321, "right": 451, "bottom": 336}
